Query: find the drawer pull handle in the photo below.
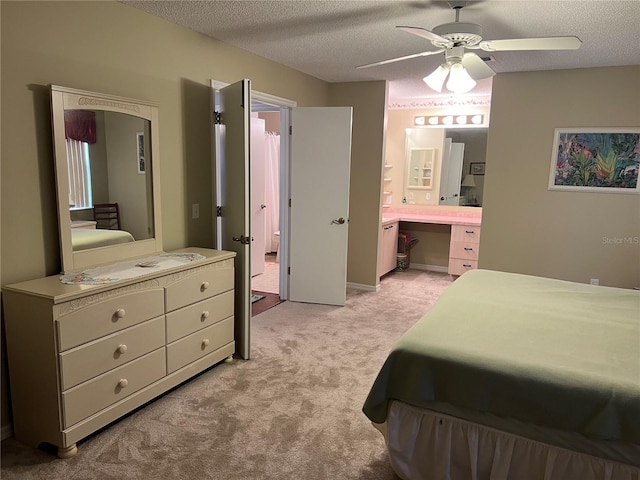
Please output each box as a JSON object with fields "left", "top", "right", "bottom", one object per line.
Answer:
{"left": 115, "top": 308, "right": 126, "bottom": 319}
{"left": 117, "top": 379, "right": 129, "bottom": 388}
{"left": 202, "top": 338, "right": 210, "bottom": 348}
{"left": 463, "top": 264, "right": 472, "bottom": 268}
{"left": 465, "top": 230, "right": 475, "bottom": 234}
{"left": 116, "top": 344, "right": 128, "bottom": 354}
{"left": 464, "top": 247, "right": 474, "bottom": 251}
{"left": 202, "top": 311, "right": 210, "bottom": 321}
{"left": 201, "top": 281, "right": 210, "bottom": 291}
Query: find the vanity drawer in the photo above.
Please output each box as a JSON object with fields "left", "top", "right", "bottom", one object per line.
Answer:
{"left": 57, "top": 288, "right": 165, "bottom": 351}
{"left": 166, "top": 316, "right": 234, "bottom": 374}
{"left": 451, "top": 225, "right": 481, "bottom": 243}
{"left": 448, "top": 258, "right": 478, "bottom": 276}
{"left": 165, "top": 266, "right": 234, "bottom": 312}
{"left": 61, "top": 348, "right": 165, "bottom": 428}
{"left": 59, "top": 316, "right": 165, "bottom": 390}
{"left": 449, "top": 241, "right": 480, "bottom": 261}
{"left": 166, "top": 290, "right": 234, "bottom": 343}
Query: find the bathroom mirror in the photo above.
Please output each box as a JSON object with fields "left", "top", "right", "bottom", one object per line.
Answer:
{"left": 50, "top": 85, "right": 163, "bottom": 273}
{"left": 445, "top": 128, "right": 487, "bottom": 207}
{"left": 402, "top": 127, "right": 487, "bottom": 206}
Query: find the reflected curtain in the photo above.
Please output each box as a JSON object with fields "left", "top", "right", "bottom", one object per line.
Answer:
{"left": 64, "top": 110, "right": 97, "bottom": 144}
{"left": 265, "top": 132, "right": 280, "bottom": 253}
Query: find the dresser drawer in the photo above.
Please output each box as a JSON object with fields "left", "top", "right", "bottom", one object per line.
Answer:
{"left": 449, "top": 241, "right": 480, "bottom": 261}
{"left": 57, "top": 288, "right": 165, "bottom": 351}
{"left": 59, "top": 317, "right": 165, "bottom": 390}
{"left": 165, "top": 266, "right": 234, "bottom": 312}
{"left": 448, "top": 258, "right": 478, "bottom": 276}
{"left": 166, "top": 317, "right": 234, "bottom": 374}
{"left": 451, "top": 225, "right": 481, "bottom": 243}
{"left": 166, "top": 290, "right": 234, "bottom": 343}
{"left": 62, "top": 348, "right": 166, "bottom": 428}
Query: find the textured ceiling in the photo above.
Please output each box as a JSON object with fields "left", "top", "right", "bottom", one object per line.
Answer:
{"left": 123, "top": 1, "right": 640, "bottom": 102}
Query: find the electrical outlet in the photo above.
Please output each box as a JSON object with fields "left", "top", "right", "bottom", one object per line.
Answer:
{"left": 590, "top": 278, "right": 599, "bottom": 286}
{"left": 425, "top": 193, "right": 431, "bottom": 200}
{"left": 192, "top": 203, "right": 200, "bottom": 219}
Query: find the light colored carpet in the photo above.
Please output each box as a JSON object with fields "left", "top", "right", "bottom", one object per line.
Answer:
{"left": 1, "top": 269, "right": 453, "bottom": 479}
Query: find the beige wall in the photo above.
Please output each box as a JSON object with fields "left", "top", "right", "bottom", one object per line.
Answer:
{"left": 328, "top": 81, "right": 388, "bottom": 286}
{"left": 480, "top": 66, "right": 640, "bottom": 288}
{"left": 1, "top": 0, "right": 330, "bottom": 433}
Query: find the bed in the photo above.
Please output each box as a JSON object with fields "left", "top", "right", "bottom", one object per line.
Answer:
{"left": 71, "top": 228, "right": 135, "bottom": 251}
{"left": 363, "top": 269, "right": 640, "bottom": 480}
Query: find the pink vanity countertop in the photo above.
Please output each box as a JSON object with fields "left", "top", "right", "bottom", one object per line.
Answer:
{"left": 382, "top": 207, "right": 482, "bottom": 227}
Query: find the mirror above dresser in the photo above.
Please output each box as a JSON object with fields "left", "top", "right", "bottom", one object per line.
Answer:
{"left": 50, "top": 85, "right": 163, "bottom": 273}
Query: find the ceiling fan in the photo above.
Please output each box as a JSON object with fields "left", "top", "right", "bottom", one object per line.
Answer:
{"left": 357, "top": 1, "right": 582, "bottom": 94}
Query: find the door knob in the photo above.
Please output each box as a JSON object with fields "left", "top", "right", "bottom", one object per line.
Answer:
{"left": 232, "top": 235, "right": 251, "bottom": 244}
{"left": 260, "top": 204, "right": 267, "bottom": 209}
{"left": 331, "top": 217, "right": 346, "bottom": 225}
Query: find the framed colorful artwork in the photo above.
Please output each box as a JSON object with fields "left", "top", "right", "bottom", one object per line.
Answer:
{"left": 548, "top": 128, "right": 639, "bottom": 193}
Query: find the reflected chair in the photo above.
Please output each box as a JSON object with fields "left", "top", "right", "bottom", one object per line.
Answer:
{"left": 93, "top": 203, "right": 121, "bottom": 230}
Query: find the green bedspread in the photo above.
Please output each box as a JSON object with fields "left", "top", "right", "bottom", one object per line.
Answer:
{"left": 363, "top": 269, "right": 640, "bottom": 444}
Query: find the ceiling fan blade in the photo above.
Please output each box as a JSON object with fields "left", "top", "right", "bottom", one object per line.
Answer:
{"left": 479, "top": 36, "right": 582, "bottom": 52}
{"left": 461, "top": 52, "right": 495, "bottom": 80}
{"left": 356, "top": 49, "right": 444, "bottom": 69}
{"left": 397, "top": 26, "right": 453, "bottom": 46}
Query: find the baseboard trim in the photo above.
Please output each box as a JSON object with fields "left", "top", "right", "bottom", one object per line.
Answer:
{"left": 347, "top": 282, "right": 379, "bottom": 292}
{"left": 1, "top": 423, "right": 13, "bottom": 441}
{"left": 410, "top": 263, "right": 449, "bottom": 274}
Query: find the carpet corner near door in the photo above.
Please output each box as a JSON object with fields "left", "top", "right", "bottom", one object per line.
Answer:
{"left": 251, "top": 291, "right": 284, "bottom": 316}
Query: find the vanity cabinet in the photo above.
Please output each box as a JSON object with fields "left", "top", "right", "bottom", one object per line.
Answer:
{"left": 380, "top": 221, "right": 399, "bottom": 277}
{"left": 448, "top": 225, "right": 481, "bottom": 275}
{"left": 2, "top": 248, "right": 235, "bottom": 458}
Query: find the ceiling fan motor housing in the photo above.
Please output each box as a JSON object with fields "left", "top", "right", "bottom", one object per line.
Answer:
{"left": 432, "top": 22, "right": 483, "bottom": 48}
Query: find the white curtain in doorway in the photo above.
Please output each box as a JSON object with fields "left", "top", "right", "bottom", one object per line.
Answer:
{"left": 265, "top": 132, "right": 280, "bottom": 253}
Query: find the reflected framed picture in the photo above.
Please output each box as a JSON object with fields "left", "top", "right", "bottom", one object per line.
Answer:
{"left": 469, "top": 162, "right": 485, "bottom": 175}
{"left": 136, "top": 131, "right": 145, "bottom": 174}
{"left": 548, "top": 128, "right": 640, "bottom": 193}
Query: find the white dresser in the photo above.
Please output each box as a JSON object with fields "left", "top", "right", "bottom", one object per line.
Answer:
{"left": 448, "top": 224, "right": 481, "bottom": 275}
{"left": 2, "top": 248, "right": 235, "bottom": 458}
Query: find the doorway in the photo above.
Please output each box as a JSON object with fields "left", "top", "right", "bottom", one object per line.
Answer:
{"left": 250, "top": 102, "right": 281, "bottom": 297}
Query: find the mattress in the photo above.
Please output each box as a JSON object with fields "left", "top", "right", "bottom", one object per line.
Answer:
{"left": 71, "top": 228, "right": 135, "bottom": 251}
{"left": 363, "top": 270, "right": 640, "bottom": 459}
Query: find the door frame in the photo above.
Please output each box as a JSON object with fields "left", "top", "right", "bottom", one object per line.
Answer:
{"left": 211, "top": 80, "right": 296, "bottom": 300}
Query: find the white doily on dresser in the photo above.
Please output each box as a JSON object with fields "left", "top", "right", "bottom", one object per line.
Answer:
{"left": 60, "top": 252, "right": 206, "bottom": 285}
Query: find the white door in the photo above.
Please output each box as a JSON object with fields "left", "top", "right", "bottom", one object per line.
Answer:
{"left": 439, "top": 141, "right": 464, "bottom": 205}
{"left": 289, "top": 107, "right": 353, "bottom": 306}
{"left": 213, "top": 79, "right": 251, "bottom": 360}
{"left": 250, "top": 117, "right": 266, "bottom": 277}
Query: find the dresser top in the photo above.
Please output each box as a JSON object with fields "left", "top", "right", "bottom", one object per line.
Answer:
{"left": 2, "top": 248, "right": 235, "bottom": 303}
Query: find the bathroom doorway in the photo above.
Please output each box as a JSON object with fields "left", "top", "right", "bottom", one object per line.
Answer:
{"left": 250, "top": 102, "right": 281, "bottom": 297}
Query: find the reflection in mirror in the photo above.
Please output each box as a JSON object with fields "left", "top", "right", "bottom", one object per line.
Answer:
{"left": 445, "top": 128, "right": 487, "bottom": 207}
{"left": 51, "top": 85, "right": 162, "bottom": 273}
{"left": 403, "top": 128, "right": 442, "bottom": 205}
{"left": 406, "top": 148, "right": 434, "bottom": 189}
{"left": 403, "top": 127, "right": 487, "bottom": 206}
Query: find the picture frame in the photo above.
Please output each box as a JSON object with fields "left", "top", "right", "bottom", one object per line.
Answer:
{"left": 136, "top": 131, "right": 145, "bottom": 174}
{"left": 469, "top": 162, "right": 485, "bottom": 175}
{"left": 548, "top": 128, "right": 640, "bottom": 194}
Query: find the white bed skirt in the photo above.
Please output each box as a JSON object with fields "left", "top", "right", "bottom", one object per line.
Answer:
{"left": 376, "top": 402, "right": 640, "bottom": 480}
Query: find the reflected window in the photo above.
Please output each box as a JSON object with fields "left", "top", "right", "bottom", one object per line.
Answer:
{"left": 65, "top": 138, "right": 93, "bottom": 209}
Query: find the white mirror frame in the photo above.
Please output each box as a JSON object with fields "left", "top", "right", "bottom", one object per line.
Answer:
{"left": 51, "top": 85, "right": 163, "bottom": 273}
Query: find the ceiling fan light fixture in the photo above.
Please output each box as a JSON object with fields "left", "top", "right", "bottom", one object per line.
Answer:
{"left": 446, "top": 62, "right": 476, "bottom": 94}
{"left": 423, "top": 64, "right": 449, "bottom": 92}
